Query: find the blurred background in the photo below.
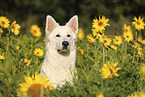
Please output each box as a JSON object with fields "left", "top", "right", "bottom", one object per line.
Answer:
{"left": 1, "top": 0, "right": 145, "bottom": 38}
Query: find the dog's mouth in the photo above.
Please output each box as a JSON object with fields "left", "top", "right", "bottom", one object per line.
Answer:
{"left": 57, "top": 47, "right": 69, "bottom": 53}
{"left": 57, "top": 41, "right": 70, "bottom": 54}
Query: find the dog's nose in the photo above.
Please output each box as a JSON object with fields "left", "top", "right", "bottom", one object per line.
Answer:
{"left": 62, "top": 41, "right": 69, "bottom": 47}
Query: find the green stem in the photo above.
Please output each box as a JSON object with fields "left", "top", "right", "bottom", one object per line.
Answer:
{"left": 87, "top": 42, "right": 89, "bottom": 67}
{"left": 6, "top": 29, "right": 11, "bottom": 52}
{"left": 95, "top": 42, "right": 97, "bottom": 61}
{"left": 0, "top": 26, "right": 3, "bottom": 38}
{"left": 135, "top": 31, "right": 137, "bottom": 42}
{"left": 125, "top": 42, "right": 127, "bottom": 55}
{"left": 136, "top": 31, "right": 139, "bottom": 64}
{"left": 132, "top": 48, "right": 136, "bottom": 63}
{"left": 103, "top": 46, "right": 105, "bottom": 63}
{"left": 101, "top": 32, "right": 104, "bottom": 89}
{"left": 101, "top": 33, "right": 105, "bottom": 63}
{"left": 133, "top": 31, "right": 138, "bottom": 63}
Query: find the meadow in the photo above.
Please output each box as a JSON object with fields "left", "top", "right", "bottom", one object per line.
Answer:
{"left": 0, "top": 15, "right": 145, "bottom": 97}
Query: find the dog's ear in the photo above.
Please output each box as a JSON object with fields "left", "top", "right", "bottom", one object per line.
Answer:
{"left": 66, "top": 15, "right": 78, "bottom": 34}
{"left": 46, "top": 15, "right": 59, "bottom": 35}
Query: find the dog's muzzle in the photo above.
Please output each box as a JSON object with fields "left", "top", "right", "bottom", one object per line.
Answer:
{"left": 62, "top": 41, "right": 69, "bottom": 49}
{"left": 58, "top": 41, "right": 69, "bottom": 53}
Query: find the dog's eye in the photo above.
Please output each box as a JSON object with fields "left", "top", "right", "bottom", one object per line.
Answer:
{"left": 56, "top": 34, "right": 61, "bottom": 37}
{"left": 67, "top": 34, "right": 71, "bottom": 37}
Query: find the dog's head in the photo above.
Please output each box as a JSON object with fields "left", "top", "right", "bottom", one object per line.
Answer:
{"left": 45, "top": 15, "right": 78, "bottom": 54}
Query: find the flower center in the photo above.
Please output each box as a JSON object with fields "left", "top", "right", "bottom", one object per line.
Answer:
{"left": 136, "top": 21, "right": 140, "bottom": 25}
{"left": 98, "top": 21, "right": 103, "bottom": 26}
{"left": 96, "top": 31, "right": 99, "bottom": 34}
{"left": 124, "top": 29, "right": 128, "bottom": 32}
{"left": 33, "top": 30, "right": 37, "bottom": 33}
{"left": 109, "top": 68, "right": 113, "bottom": 74}
{"left": 11, "top": 25, "right": 15, "bottom": 30}
{"left": 37, "top": 52, "right": 40, "bottom": 54}
{"left": 27, "top": 83, "right": 44, "bottom": 97}
{"left": 1, "top": 21, "right": 5, "bottom": 25}
{"left": 104, "top": 40, "right": 107, "bottom": 43}
{"left": 24, "top": 61, "right": 28, "bottom": 65}
{"left": 126, "top": 35, "right": 129, "bottom": 38}
{"left": 116, "top": 39, "right": 118, "bottom": 42}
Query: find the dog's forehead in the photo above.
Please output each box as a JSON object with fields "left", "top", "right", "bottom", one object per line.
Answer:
{"left": 53, "top": 26, "right": 72, "bottom": 34}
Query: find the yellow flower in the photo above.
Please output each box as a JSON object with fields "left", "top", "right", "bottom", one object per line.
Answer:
{"left": 123, "top": 24, "right": 132, "bottom": 33}
{"left": 10, "top": 21, "right": 21, "bottom": 35}
{"left": 98, "top": 35, "right": 105, "bottom": 42}
{"left": 127, "top": 92, "right": 139, "bottom": 97}
{"left": 123, "top": 32, "right": 133, "bottom": 42}
{"left": 77, "top": 47, "right": 84, "bottom": 55}
{"left": 86, "top": 34, "right": 96, "bottom": 43}
{"left": 137, "top": 46, "right": 142, "bottom": 51}
{"left": 110, "top": 45, "right": 117, "bottom": 50}
{"left": 132, "top": 42, "right": 143, "bottom": 56}
{"left": 23, "top": 58, "right": 31, "bottom": 66}
{"left": 132, "top": 16, "right": 145, "bottom": 31}
{"left": 92, "top": 29, "right": 102, "bottom": 39}
{"left": 99, "top": 36, "right": 112, "bottom": 46}
{"left": 137, "top": 37, "right": 145, "bottom": 45}
{"left": 127, "top": 94, "right": 133, "bottom": 97}
{"left": 140, "top": 92, "right": 145, "bottom": 97}
{"left": 16, "top": 45, "right": 20, "bottom": 51}
{"left": 113, "top": 36, "right": 122, "bottom": 46}
{"left": 30, "top": 25, "right": 42, "bottom": 37}
{"left": 95, "top": 61, "right": 100, "bottom": 64}
{"left": 99, "top": 62, "right": 121, "bottom": 79}
{"left": 78, "top": 28, "right": 84, "bottom": 40}
{"left": 132, "top": 41, "right": 140, "bottom": 49}
{"left": 43, "top": 38, "right": 46, "bottom": 42}
{"left": 17, "top": 72, "right": 54, "bottom": 97}
{"left": 138, "top": 50, "right": 143, "bottom": 57}
{"left": 0, "top": 16, "right": 10, "bottom": 28}
{"left": 8, "top": 78, "right": 11, "bottom": 82}
{"left": 0, "top": 28, "right": 3, "bottom": 33}
{"left": 96, "top": 92, "right": 104, "bottom": 97}
{"left": 33, "top": 48, "right": 44, "bottom": 56}
{"left": 103, "top": 37, "right": 112, "bottom": 46}
{"left": 0, "top": 55, "right": 5, "bottom": 60}
{"left": 98, "top": 34, "right": 105, "bottom": 43}
{"left": 92, "top": 15, "right": 110, "bottom": 32}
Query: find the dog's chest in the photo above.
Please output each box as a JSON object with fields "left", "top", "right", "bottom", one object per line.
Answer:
{"left": 44, "top": 61, "right": 74, "bottom": 84}
{"left": 51, "top": 65, "right": 73, "bottom": 83}
{"left": 43, "top": 53, "right": 76, "bottom": 84}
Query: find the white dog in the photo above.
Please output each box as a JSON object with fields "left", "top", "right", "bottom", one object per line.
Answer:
{"left": 40, "top": 15, "right": 78, "bottom": 87}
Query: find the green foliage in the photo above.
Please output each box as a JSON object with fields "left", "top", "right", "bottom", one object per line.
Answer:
{"left": 0, "top": 34, "right": 45, "bottom": 96}
{"left": 0, "top": 15, "right": 145, "bottom": 97}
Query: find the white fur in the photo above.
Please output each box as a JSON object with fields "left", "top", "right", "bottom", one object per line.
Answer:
{"left": 40, "top": 15, "right": 78, "bottom": 87}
